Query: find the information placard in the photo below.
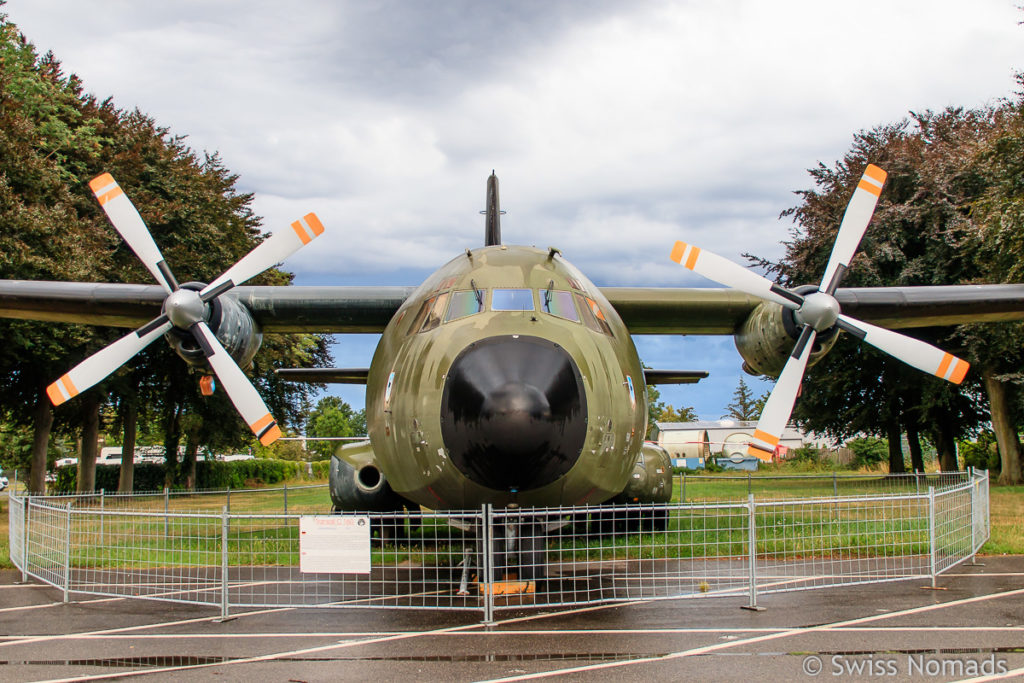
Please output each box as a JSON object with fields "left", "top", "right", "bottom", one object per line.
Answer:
{"left": 299, "top": 515, "right": 371, "bottom": 574}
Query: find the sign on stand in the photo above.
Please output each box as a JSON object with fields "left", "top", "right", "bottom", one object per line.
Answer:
{"left": 299, "top": 516, "right": 371, "bottom": 574}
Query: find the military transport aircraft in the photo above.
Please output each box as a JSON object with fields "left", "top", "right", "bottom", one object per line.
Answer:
{"left": 2, "top": 167, "right": 1023, "bottom": 524}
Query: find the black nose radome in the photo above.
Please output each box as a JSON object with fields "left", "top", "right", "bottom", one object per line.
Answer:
{"left": 441, "top": 335, "right": 587, "bottom": 492}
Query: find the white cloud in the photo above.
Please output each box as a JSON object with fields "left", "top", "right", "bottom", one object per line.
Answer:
{"left": 6, "top": 0, "right": 1021, "bottom": 416}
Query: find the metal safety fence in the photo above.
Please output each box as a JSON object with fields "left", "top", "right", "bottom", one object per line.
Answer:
{"left": 8, "top": 470, "right": 989, "bottom": 621}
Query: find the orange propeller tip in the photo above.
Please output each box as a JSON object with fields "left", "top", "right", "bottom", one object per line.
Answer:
{"left": 88, "top": 173, "right": 115, "bottom": 191}
{"left": 950, "top": 360, "right": 970, "bottom": 385}
{"left": 303, "top": 212, "right": 325, "bottom": 236}
{"left": 259, "top": 425, "right": 283, "bottom": 446}
{"left": 46, "top": 382, "right": 66, "bottom": 406}
{"left": 864, "top": 164, "right": 887, "bottom": 183}
{"left": 669, "top": 241, "right": 687, "bottom": 264}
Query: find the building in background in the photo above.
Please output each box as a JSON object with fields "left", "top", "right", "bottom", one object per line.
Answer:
{"left": 653, "top": 421, "right": 834, "bottom": 470}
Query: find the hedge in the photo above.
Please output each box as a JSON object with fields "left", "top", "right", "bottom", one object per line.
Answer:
{"left": 51, "top": 458, "right": 324, "bottom": 493}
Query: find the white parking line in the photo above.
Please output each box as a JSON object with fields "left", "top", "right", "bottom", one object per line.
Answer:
{"left": 478, "top": 586, "right": 1024, "bottom": 682}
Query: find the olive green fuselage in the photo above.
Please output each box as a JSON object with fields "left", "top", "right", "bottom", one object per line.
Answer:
{"left": 365, "top": 245, "right": 647, "bottom": 509}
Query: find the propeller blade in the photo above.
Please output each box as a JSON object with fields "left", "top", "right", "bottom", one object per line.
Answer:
{"left": 747, "top": 326, "right": 817, "bottom": 461}
{"left": 201, "top": 213, "right": 325, "bottom": 299}
{"left": 837, "top": 315, "right": 970, "bottom": 384}
{"left": 47, "top": 316, "right": 171, "bottom": 406}
{"left": 670, "top": 241, "right": 803, "bottom": 309}
{"left": 190, "top": 321, "right": 282, "bottom": 446}
{"left": 89, "top": 173, "right": 177, "bottom": 294}
{"left": 819, "top": 164, "right": 887, "bottom": 294}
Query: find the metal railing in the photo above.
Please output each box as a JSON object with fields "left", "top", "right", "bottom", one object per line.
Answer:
{"left": 9, "top": 470, "right": 989, "bottom": 621}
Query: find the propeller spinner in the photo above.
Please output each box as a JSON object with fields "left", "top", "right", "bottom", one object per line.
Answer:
{"left": 670, "top": 164, "right": 970, "bottom": 461}
{"left": 46, "top": 173, "right": 326, "bottom": 446}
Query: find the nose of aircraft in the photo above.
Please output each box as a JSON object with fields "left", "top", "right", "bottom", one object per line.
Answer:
{"left": 441, "top": 335, "right": 587, "bottom": 491}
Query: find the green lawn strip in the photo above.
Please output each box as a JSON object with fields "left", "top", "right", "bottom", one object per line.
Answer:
{"left": 2, "top": 473, "right": 1015, "bottom": 571}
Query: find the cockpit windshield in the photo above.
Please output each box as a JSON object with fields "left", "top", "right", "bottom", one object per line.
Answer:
{"left": 491, "top": 289, "right": 534, "bottom": 311}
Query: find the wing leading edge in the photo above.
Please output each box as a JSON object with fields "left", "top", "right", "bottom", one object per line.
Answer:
{"left": 1, "top": 280, "right": 1023, "bottom": 334}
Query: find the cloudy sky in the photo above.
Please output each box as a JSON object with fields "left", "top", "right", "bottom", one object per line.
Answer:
{"left": 6, "top": 1, "right": 1022, "bottom": 420}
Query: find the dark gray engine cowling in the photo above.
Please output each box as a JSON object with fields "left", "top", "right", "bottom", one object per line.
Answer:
{"left": 164, "top": 283, "right": 262, "bottom": 372}
{"left": 734, "top": 294, "right": 838, "bottom": 378}
{"left": 611, "top": 441, "right": 673, "bottom": 504}
{"left": 329, "top": 440, "right": 407, "bottom": 512}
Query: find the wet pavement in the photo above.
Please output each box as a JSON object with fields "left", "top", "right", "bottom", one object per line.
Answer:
{"left": 1, "top": 557, "right": 1023, "bottom": 682}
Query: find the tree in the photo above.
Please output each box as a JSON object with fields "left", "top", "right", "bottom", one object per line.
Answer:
{"left": 723, "top": 377, "right": 760, "bottom": 421}
{"left": 645, "top": 383, "right": 697, "bottom": 437}
{"left": 306, "top": 397, "right": 367, "bottom": 460}
{"left": 0, "top": 15, "right": 110, "bottom": 491}
{"left": 0, "top": 13, "right": 335, "bottom": 489}
{"left": 752, "top": 108, "right": 999, "bottom": 473}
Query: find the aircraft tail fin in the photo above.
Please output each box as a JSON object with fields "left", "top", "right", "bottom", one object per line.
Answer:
{"left": 484, "top": 171, "right": 501, "bottom": 247}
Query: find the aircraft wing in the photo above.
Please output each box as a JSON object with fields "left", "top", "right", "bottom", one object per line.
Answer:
{"left": 2, "top": 280, "right": 1024, "bottom": 334}
{"left": 602, "top": 284, "right": 1024, "bottom": 333}
{"left": 0, "top": 281, "right": 415, "bottom": 332}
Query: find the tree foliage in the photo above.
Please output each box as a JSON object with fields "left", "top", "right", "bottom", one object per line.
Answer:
{"left": 0, "top": 12, "right": 333, "bottom": 489}
{"left": 723, "top": 377, "right": 761, "bottom": 421}
{"left": 645, "top": 384, "right": 697, "bottom": 437}
{"left": 306, "top": 396, "right": 367, "bottom": 460}
{"left": 751, "top": 101, "right": 1024, "bottom": 475}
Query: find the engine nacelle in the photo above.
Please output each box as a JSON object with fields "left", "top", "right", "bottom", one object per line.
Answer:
{"left": 329, "top": 440, "right": 407, "bottom": 512}
{"left": 611, "top": 441, "right": 673, "bottom": 504}
{"left": 734, "top": 293, "right": 838, "bottom": 378}
{"left": 164, "top": 283, "right": 262, "bottom": 372}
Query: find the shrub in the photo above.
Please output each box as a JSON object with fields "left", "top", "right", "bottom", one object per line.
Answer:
{"left": 311, "top": 459, "right": 331, "bottom": 479}
{"left": 959, "top": 432, "right": 999, "bottom": 472}
{"left": 52, "top": 458, "right": 303, "bottom": 493}
{"left": 846, "top": 437, "right": 888, "bottom": 468}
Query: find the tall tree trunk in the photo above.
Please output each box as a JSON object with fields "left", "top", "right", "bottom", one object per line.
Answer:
{"left": 886, "top": 418, "right": 905, "bottom": 473}
{"left": 931, "top": 416, "right": 959, "bottom": 472}
{"left": 983, "top": 368, "right": 1022, "bottom": 485}
{"left": 118, "top": 399, "right": 137, "bottom": 493}
{"left": 907, "top": 424, "right": 925, "bottom": 473}
{"left": 29, "top": 389, "right": 53, "bottom": 494}
{"left": 162, "top": 403, "right": 182, "bottom": 488}
{"left": 77, "top": 393, "right": 100, "bottom": 492}
{"left": 184, "top": 436, "right": 199, "bottom": 489}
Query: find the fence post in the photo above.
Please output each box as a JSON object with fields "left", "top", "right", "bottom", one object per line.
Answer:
{"left": 226, "top": 486, "right": 231, "bottom": 513}
{"left": 63, "top": 500, "right": 73, "bottom": 603}
{"left": 163, "top": 487, "right": 169, "bottom": 538}
{"left": 99, "top": 488, "right": 105, "bottom": 546}
{"left": 832, "top": 472, "right": 839, "bottom": 520}
{"left": 219, "top": 505, "right": 231, "bottom": 620}
{"left": 682, "top": 472, "right": 686, "bottom": 502}
{"left": 969, "top": 467, "right": 976, "bottom": 558}
{"left": 21, "top": 497, "right": 29, "bottom": 583}
{"left": 742, "top": 494, "right": 763, "bottom": 611}
{"left": 284, "top": 482, "right": 288, "bottom": 514}
{"left": 928, "top": 486, "right": 937, "bottom": 589}
{"left": 747, "top": 472, "right": 752, "bottom": 496}
{"left": 481, "top": 504, "right": 494, "bottom": 624}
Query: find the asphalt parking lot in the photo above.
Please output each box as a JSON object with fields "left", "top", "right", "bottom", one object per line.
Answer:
{"left": 1, "top": 556, "right": 1023, "bottom": 682}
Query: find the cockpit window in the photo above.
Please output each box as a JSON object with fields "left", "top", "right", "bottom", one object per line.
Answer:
{"left": 446, "top": 289, "right": 483, "bottom": 321}
{"left": 407, "top": 299, "right": 432, "bottom": 335}
{"left": 491, "top": 289, "right": 534, "bottom": 311}
{"left": 540, "top": 289, "right": 579, "bottom": 322}
{"left": 575, "top": 293, "right": 614, "bottom": 336}
{"left": 419, "top": 292, "right": 450, "bottom": 333}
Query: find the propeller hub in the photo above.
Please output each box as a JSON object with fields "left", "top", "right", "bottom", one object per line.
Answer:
{"left": 795, "top": 291, "right": 840, "bottom": 331}
{"left": 164, "top": 288, "right": 207, "bottom": 328}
